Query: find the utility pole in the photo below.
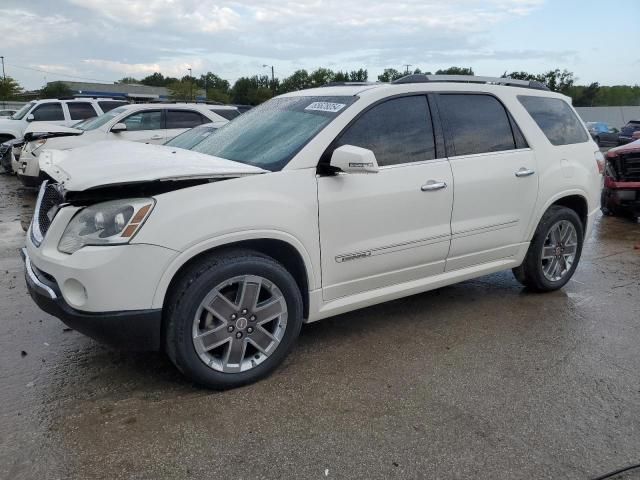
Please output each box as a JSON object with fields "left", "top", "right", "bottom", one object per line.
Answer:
{"left": 263, "top": 64, "right": 275, "bottom": 92}
{"left": 1, "top": 56, "right": 5, "bottom": 81}
{"left": 187, "top": 67, "right": 193, "bottom": 102}
{"left": 403, "top": 64, "right": 412, "bottom": 75}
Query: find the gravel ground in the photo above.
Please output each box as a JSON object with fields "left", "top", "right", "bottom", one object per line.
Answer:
{"left": 1, "top": 172, "right": 639, "bottom": 480}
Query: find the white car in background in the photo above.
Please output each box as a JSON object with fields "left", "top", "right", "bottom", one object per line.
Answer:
{"left": 0, "top": 98, "right": 127, "bottom": 145}
{"left": 0, "top": 109, "right": 17, "bottom": 118}
{"left": 16, "top": 104, "right": 239, "bottom": 186}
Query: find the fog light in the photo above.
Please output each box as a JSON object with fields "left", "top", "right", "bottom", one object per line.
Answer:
{"left": 62, "top": 278, "right": 88, "bottom": 307}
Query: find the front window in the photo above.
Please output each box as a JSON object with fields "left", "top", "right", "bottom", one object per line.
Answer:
{"left": 75, "top": 106, "right": 127, "bottom": 131}
{"left": 192, "top": 96, "right": 357, "bottom": 171}
{"left": 11, "top": 102, "right": 35, "bottom": 120}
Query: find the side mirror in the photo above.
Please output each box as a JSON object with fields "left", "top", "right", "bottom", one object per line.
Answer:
{"left": 111, "top": 122, "right": 127, "bottom": 133}
{"left": 26, "top": 114, "right": 34, "bottom": 122}
{"left": 329, "top": 145, "right": 379, "bottom": 174}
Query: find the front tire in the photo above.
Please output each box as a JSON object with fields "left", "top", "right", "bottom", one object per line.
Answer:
{"left": 513, "top": 206, "right": 584, "bottom": 292}
{"left": 164, "top": 249, "right": 303, "bottom": 389}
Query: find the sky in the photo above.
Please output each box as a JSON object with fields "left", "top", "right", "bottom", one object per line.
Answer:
{"left": 1, "top": 0, "right": 638, "bottom": 90}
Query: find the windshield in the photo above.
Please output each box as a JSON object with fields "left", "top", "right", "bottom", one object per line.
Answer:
{"left": 76, "top": 106, "right": 127, "bottom": 131}
{"left": 192, "top": 96, "right": 357, "bottom": 171}
{"left": 11, "top": 102, "right": 35, "bottom": 120}
{"left": 165, "top": 124, "right": 218, "bottom": 149}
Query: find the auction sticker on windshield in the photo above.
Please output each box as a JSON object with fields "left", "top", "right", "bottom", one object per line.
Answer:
{"left": 305, "top": 102, "right": 346, "bottom": 113}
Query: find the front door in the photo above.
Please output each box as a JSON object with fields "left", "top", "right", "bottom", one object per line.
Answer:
{"left": 436, "top": 93, "right": 539, "bottom": 270}
{"left": 112, "top": 109, "right": 166, "bottom": 144}
{"left": 317, "top": 95, "right": 453, "bottom": 301}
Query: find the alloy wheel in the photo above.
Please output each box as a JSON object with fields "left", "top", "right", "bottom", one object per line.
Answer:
{"left": 541, "top": 220, "right": 578, "bottom": 282}
{"left": 192, "top": 275, "right": 288, "bottom": 373}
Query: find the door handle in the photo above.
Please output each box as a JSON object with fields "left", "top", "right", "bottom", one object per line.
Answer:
{"left": 515, "top": 167, "right": 535, "bottom": 177}
{"left": 421, "top": 181, "right": 447, "bottom": 191}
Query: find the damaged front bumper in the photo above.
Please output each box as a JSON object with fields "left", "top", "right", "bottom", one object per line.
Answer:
{"left": 21, "top": 248, "right": 163, "bottom": 351}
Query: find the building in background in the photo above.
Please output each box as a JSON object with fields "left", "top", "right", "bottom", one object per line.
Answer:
{"left": 58, "top": 81, "right": 171, "bottom": 102}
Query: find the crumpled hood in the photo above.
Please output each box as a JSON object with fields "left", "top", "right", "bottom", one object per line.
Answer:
{"left": 40, "top": 140, "right": 267, "bottom": 191}
{"left": 24, "top": 122, "right": 83, "bottom": 136}
{"left": 606, "top": 139, "right": 640, "bottom": 157}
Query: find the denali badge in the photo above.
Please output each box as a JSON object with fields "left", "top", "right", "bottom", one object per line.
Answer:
{"left": 335, "top": 251, "right": 372, "bottom": 263}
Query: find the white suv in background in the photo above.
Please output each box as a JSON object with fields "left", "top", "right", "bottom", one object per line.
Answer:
{"left": 22, "top": 75, "right": 602, "bottom": 389}
{"left": 16, "top": 103, "right": 238, "bottom": 186}
{"left": 0, "top": 98, "right": 126, "bottom": 144}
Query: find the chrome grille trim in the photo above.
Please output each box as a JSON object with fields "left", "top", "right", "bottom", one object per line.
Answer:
{"left": 30, "top": 181, "right": 48, "bottom": 247}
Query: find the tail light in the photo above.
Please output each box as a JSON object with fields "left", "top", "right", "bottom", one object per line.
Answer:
{"left": 594, "top": 151, "right": 605, "bottom": 174}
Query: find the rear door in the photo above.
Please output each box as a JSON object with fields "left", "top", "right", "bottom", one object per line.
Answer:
{"left": 165, "top": 109, "right": 208, "bottom": 141}
{"left": 437, "top": 93, "right": 538, "bottom": 271}
{"left": 317, "top": 95, "right": 453, "bottom": 300}
{"left": 111, "top": 109, "right": 165, "bottom": 144}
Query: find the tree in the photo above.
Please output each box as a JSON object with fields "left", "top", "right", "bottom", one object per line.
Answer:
{"left": 349, "top": 69, "right": 368, "bottom": 81}
{"left": 207, "top": 89, "right": 231, "bottom": 104}
{"left": 140, "top": 72, "right": 179, "bottom": 87}
{"left": 571, "top": 82, "right": 600, "bottom": 107}
{"left": 117, "top": 77, "right": 140, "bottom": 84}
{"left": 232, "top": 76, "right": 273, "bottom": 105}
{"left": 540, "top": 69, "right": 574, "bottom": 94}
{"left": 0, "top": 77, "right": 22, "bottom": 100}
{"left": 40, "top": 81, "right": 72, "bottom": 99}
{"left": 309, "top": 68, "right": 335, "bottom": 87}
{"left": 278, "top": 70, "right": 311, "bottom": 93}
{"left": 435, "top": 66, "right": 474, "bottom": 75}
{"left": 377, "top": 68, "right": 403, "bottom": 82}
{"left": 198, "top": 72, "right": 231, "bottom": 95}
{"left": 167, "top": 79, "right": 197, "bottom": 101}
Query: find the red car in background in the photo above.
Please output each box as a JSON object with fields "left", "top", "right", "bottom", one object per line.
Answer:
{"left": 601, "top": 139, "right": 640, "bottom": 217}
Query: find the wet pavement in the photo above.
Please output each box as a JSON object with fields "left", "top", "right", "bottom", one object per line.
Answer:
{"left": 1, "top": 172, "right": 639, "bottom": 480}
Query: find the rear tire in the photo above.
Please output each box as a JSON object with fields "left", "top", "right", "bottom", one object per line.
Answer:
{"left": 512, "top": 206, "right": 584, "bottom": 292}
{"left": 164, "top": 249, "right": 303, "bottom": 390}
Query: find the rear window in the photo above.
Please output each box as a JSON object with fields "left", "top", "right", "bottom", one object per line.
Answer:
{"left": 438, "top": 94, "right": 517, "bottom": 156}
{"left": 166, "top": 110, "right": 205, "bottom": 129}
{"left": 98, "top": 101, "right": 127, "bottom": 113}
{"left": 68, "top": 102, "right": 98, "bottom": 120}
{"left": 518, "top": 96, "right": 588, "bottom": 146}
{"left": 210, "top": 108, "right": 240, "bottom": 120}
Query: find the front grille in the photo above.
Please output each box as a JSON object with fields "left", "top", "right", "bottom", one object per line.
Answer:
{"left": 618, "top": 153, "right": 640, "bottom": 182}
{"left": 32, "top": 182, "right": 64, "bottom": 246}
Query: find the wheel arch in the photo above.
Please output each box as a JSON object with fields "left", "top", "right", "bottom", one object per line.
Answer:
{"left": 152, "top": 233, "right": 316, "bottom": 319}
{"left": 531, "top": 191, "right": 589, "bottom": 240}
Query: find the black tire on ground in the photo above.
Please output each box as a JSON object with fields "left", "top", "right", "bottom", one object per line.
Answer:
{"left": 0, "top": 135, "right": 14, "bottom": 173}
{"left": 164, "top": 249, "right": 304, "bottom": 390}
{"left": 600, "top": 189, "right": 617, "bottom": 216}
{"left": 512, "top": 205, "right": 584, "bottom": 292}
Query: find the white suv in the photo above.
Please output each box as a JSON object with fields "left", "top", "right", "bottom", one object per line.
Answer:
{"left": 22, "top": 75, "right": 602, "bottom": 389}
{"left": 0, "top": 98, "right": 126, "bottom": 144}
{"left": 15, "top": 103, "right": 237, "bottom": 186}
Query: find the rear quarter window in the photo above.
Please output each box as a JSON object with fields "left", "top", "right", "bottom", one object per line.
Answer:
{"left": 518, "top": 95, "right": 588, "bottom": 146}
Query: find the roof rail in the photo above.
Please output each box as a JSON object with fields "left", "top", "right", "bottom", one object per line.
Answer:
{"left": 391, "top": 74, "right": 550, "bottom": 91}
{"left": 321, "top": 81, "right": 377, "bottom": 87}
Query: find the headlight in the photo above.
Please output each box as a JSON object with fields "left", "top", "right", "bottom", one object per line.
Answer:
{"left": 30, "top": 138, "right": 47, "bottom": 154}
{"left": 58, "top": 198, "right": 154, "bottom": 254}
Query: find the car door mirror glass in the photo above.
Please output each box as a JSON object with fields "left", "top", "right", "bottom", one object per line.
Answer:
{"left": 111, "top": 122, "right": 127, "bottom": 133}
{"left": 330, "top": 145, "right": 379, "bottom": 174}
{"left": 26, "top": 114, "right": 34, "bottom": 122}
